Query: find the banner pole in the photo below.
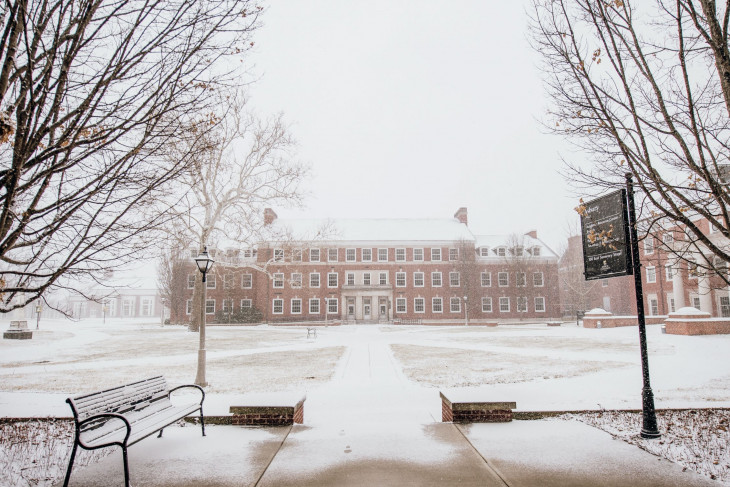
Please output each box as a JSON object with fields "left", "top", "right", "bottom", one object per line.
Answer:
{"left": 625, "top": 172, "right": 661, "bottom": 438}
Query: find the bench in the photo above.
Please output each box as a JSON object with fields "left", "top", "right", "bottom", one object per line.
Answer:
{"left": 63, "top": 376, "right": 205, "bottom": 487}
{"left": 440, "top": 391, "right": 516, "bottom": 423}
{"left": 307, "top": 327, "right": 317, "bottom": 338}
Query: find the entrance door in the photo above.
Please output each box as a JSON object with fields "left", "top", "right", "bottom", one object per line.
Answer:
{"left": 363, "top": 297, "right": 371, "bottom": 320}
{"left": 379, "top": 297, "right": 387, "bottom": 320}
{"left": 347, "top": 297, "right": 355, "bottom": 319}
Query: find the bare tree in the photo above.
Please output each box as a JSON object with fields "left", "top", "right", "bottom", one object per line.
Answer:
{"left": 530, "top": 0, "right": 730, "bottom": 281}
{"left": 0, "top": 0, "right": 263, "bottom": 312}
{"left": 454, "top": 239, "right": 480, "bottom": 323}
{"left": 558, "top": 235, "right": 598, "bottom": 317}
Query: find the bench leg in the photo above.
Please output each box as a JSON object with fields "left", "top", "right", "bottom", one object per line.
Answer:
{"left": 157, "top": 428, "right": 164, "bottom": 438}
{"left": 200, "top": 407, "right": 206, "bottom": 436}
{"left": 63, "top": 441, "right": 78, "bottom": 487}
{"left": 122, "top": 445, "right": 131, "bottom": 487}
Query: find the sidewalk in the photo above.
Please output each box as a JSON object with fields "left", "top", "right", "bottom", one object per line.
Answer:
{"left": 60, "top": 328, "right": 717, "bottom": 486}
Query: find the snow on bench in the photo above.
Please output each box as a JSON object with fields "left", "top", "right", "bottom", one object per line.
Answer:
{"left": 440, "top": 391, "right": 516, "bottom": 423}
{"left": 230, "top": 392, "right": 306, "bottom": 426}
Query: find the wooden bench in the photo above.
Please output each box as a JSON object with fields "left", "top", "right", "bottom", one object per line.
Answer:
{"left": 63, "top": 376, "right": 205, "bottom": 487}
{"left": 440, "top": 391, "right": 516, "bottom": 423}
{"left": 306, "top": 327, "right": 318, "bottom": 338}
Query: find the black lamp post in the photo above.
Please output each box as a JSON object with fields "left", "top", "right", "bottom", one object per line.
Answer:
{"left": 194, "top": 246, "right": 215, "bottom": 387}
{"left": 463, "top": 295, "right": 468, "bottom": 326}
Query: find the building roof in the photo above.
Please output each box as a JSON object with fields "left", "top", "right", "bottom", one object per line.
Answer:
{"left": 473, "top": 234, "right": 559, "bottom": 258}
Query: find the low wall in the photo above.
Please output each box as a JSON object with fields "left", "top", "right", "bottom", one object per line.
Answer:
{"left": 665, "top": 319, "right": 730, "bottom": 336}
{"left": 583, "top": 315, "right": 666, "bottom": 328}
{"left": 440, "top": 392, "right": 516, "bottom": 423}
{"left": 230, "top": 396, "right": 305, "bottom": 426}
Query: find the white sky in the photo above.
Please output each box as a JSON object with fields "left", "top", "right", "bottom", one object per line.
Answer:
{"left": 245, "top": 1, "right": 580, "bottom": 251}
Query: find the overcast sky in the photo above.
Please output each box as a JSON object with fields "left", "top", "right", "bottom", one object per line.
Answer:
{"left": 245, "top": 0, "right": 581, "bottom": 251}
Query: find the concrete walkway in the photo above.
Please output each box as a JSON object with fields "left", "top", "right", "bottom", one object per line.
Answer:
{"left": 61, "top": 327, "right": 717, "bottom": 487}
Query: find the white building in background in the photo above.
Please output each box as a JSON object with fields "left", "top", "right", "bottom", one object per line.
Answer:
{"left": 66, "top": 265, "right": 163, "bottom": 320}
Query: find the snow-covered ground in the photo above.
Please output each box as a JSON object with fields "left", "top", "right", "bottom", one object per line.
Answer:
{"left": 1, "top": 318, "right": 729, "bottom": 485}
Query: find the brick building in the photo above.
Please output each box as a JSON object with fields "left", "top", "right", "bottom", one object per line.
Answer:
{"left": 559, "top": 216, "right": 730, "bottom": 318}
{"left": 173, "top": 208, "right": 562, "bottom": 324}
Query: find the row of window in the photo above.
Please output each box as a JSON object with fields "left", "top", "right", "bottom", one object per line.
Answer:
{"left": 187, "top": 296, "right": 547, "bottom": 315}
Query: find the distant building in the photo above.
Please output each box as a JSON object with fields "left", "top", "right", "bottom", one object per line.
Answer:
{"left": 559, "top": 216, "right": 730, "bottom": 318}
{"left": 172, "top": 208, "right": 562, "bottom": 324}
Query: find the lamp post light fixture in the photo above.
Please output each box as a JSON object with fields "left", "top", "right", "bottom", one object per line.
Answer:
{"left": 463, "top": 295, "right": 468, "bottom": 326}
{"left": 194, "top": 246, "right": 215, "bottom": 387}
{"left": 35, "top": 303, "right": 42, "bottom": 330}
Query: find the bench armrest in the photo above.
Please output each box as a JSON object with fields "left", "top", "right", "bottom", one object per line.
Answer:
{"left": 77, "top": 413, "right": 132, "bottom": 448}
{"left": 167, "top": 384, "right": 205, "bottom": 406}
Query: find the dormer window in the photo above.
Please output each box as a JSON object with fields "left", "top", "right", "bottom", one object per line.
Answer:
{"left": 496, "top": 247, "right": 506, "bottom": 257}
{"left": 532, "top": 246, "right": 541, "bottom": 256}
{"left": 479, "top": 247, "right": 489, "bottom": 257}
{"left": 513, "top": 247, "right": 524, "bottom": 257}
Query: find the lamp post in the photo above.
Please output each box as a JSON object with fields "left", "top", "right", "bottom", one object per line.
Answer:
{"left": 35, "top": 303, "right": 42, "bottom": 330}
{"left": 102, "top": 303, "right": 108, "bottom": 324}
{"left": 194, "top": 246, "right": 215, "bottom": 387}
{"left": 463, "top": 295, "right": 468, "bottom": 326}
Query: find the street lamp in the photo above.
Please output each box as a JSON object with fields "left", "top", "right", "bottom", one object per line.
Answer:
{"left": 35, "top": 303, "right": 42, "bottom": 330}
{"left": 102, "top": 303, "right": 108, "bottom": 324}
{"left": 194, "top": 246, "right": 215, "bottom": 387}
{"left": 463, "top": 295, "right": 468, "bottom": 326}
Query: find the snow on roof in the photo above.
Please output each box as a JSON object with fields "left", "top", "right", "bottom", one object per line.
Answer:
{"left": 473, "top": 234, "right": 558, "bottom": 258}
{"left": 264, "top": 217, "right": 476, "bottom": 244}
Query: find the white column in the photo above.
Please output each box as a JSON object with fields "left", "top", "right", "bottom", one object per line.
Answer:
{"left": 698, "top": 272, "right": 713, "bottom": 314}
{"left": 671, "top": 262, "right": 686, "bottom": 309}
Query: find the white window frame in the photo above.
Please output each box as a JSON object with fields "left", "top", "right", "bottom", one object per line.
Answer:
{"left": 273, "top": 273, "right": 284, "bottom": 288}
{"left": 379, "top": 272, "right": 388, "bottom": 285}
{"left": 432, "top": 297, "right": 443, "bottom": 313}
{"left": 665, "top": 264, "right": 673, "bottom": 281}
{"left": 481, "top": 272, "right": 491, "bottom": 287}
{"left": 310, "top": 248, "right": 320, "bottom": 262}
{"left": 310, "top": 272, "right": 320, "bottom": 288}
{"left": 186, "top": 299, "right": 192, "bottom": 315}
{"left": 644, "top": 238, "right": 654, "bottom": 255}
{"left": 328, "top": 248, "right": 338, "bottom": 262}
{"left": 346, "top": 272, "right": 355, "bottom": 286}
{"left": 534, "top": 297, "right": 545, "bottom": 312}
{"left": 516, "top": 272, "right": 526, "bottom": 287}
{"left": 396, "top": 272, "right": 406, "bottom": 287}
{"left": 309, "top": 298, "right": 320, "bottom": 314}
{"left": 432, "top": 271, "right": 442, "bottom": 287}
{"left": 396, "top": 248, "right": 406, "bottom": 262}
{"left": 291, "top": 298, "right": 302, "bottom": 314}
{"left": 241, "top": 299, "right": 252, "bottom": 309}
{"left": 414, "top": 297, "right": 425, "bottom": 313}
{"left": 205, "top": 299, "right": 215, "bottom": 315}
{"left": 450, "top": 297, "right": 461, "bottom": 313}
{"left": 646, "top": 266, "right": 656, "bottom": 283}
{"left": 449, "top": 272, "right": 460, "bottom": 287}
{"left": 499, "top": 297, "right": 510, "bottom": 312}
{"left": 395, "top": 298, "right": 406, "bottom": 313}
{"left": 274, "top": 248, "right": 284, "bottom": 261}
{"left": 533, "top": 272, "right": 544, "bottom": 287}
{"left": 241, "top": 273, "right": 253, "bottom": 289}
{"left": 431, "top": 248, "right": 442, "bottom": 261}
{"left": 498, "top": 272, "right": 509, "bottom": 287}
{"left": 479, "top": 247, "right": 489, "bottom": 257}
{"left": 272, "top": 299, "right": 283, "bottom": 314}
{"left": 362, "top": 248, "right": 372, "bottom": 262}
{"left": 187, "top": 274, "right": 196, "bottom": 289}
{"left": 482, "top": 297, "right": 492, "bottom": 312}
{"left": 363, "top": 272, "right": 371, "bottom": 286}
{"left": 292, "top": 248, "right": 302, "bottom": 262}
{"left": 206, "top": 275, "right": 216, "bottom": 289}
{"left": 413, "top": 248, "right": 424, "bottom": 261}
{"left": 378, "top": 248, "right": 388, "bottom": 262}
{"left": 517, "top": 296, "right": 528, "bottom": 313}
{"left": 449, "top": 248, "right": 458, "bottom": 261}
{"left": 222, "top": 298, "right": 233, "bottom": 314}
{"left": 291, "top": 273, "right": 302, "bottom": 288}
{"left": 414, "top": 272, "right": 425, "bottom": 287}
{"left": 328, "top": 272, "right": 338, "bottom": 288}
{"left": 532, "top": 247, "right": 541, "bottom": 256}
{"left": 496, "top": 247, "right": 506, "bottom": 257}
{"left": 346, "top": 248, "right": 356, "bottom": 262}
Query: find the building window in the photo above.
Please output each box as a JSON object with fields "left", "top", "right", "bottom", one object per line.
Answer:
{"left": 646, "top": 266, "right": 656, "bottom": 283}
{"left": 291, "top": 273, "right": 302, "bottom": 288}
{"left": 692, "top": 296, "right": 701, "bottom": 308}
{"left": 532, "top": 247, "right": 541, "bottom": 256}
{"left": 206, "top": 299, "right": 215, "bottom": 314}
{"left": 644, "top": 238, "right": 654, "bottom": 255}
{"left": 413, "top": 248, "right": 424, "bottom": 261}
{"left": 414, "top": 298, "right": 425, "bottom": 313}
{"left": 328, "top": 272, "right": 338, "bottom": 288}
{"left": 291, "top": 298, "right": 302, "bottom": 314}
{"left": 347, "top": 272, "right": 355, "bottom": 286}
{"left": 186, "top": 299, "right": 192, "bottom": 315}
{"left": 720, "top": 296, "right": 730, "bottom": 317}
{"left": 533, "top": 272, "right": 544, "bottom": 287}
{"left": 242, "top": 273, "right": 252, "bottom": 288}
{"left": 310, "top": 248, "right": 320, "bottom": 262}
{"left": 432, "top": 272, "right": 442, "bottom": 287}
{"left": 328, "top": 248, "right": 338, "bottom": 262}
{"left": 206, "top": 275, "right": 216, "bottom": 289}
{"left": 449, "top": 248, "right": 459, "bottom": 261}
{"left": 499, "top": 297, "right": 510, "bottom": 312}
{"left": 310, "top": 272, "right": 320, "bottom": 288}
{"left": 516, "top": 272, "right": 526, "bottom": 287}
{"left": 432, "top": 297, "right": 443, "bottom": 313}
{"left": 665, "top": 264, "right": 673, "bottom": 281}
{"left": 414, "top": 272, "right": 425, "bottom": 287}
{"left": 668, "top": 297, "right": 675, "bottom": 313}
{"left": 479, "top": 247, "right": 489, "bottom": 257}
{"left": 449, "top": 272, "right": 460, "bottom": 287}
{"left": 450, "top": 297, "right": 461, "bottom": 313}
{"left": 273, "top": 273, "right": 284, "bottom": 288}
{"left": 346, "top": 248, "right": 356, "bottom": 262}
{"left": 122, "top": 299, "right": 133, "bottom": 317}
{"left": 481, "top": 272, "right": 491, "bottom": 287}
{"left": 396, "top": 248, "right": 406, "bottom": 262}
{"left": 272, "top": 299, "right": 283, "bottom": 314}
{"left": 663, "top": 233, "right": 674, "bottom": 245}
{"left": 649, "top": 298, "right": 659, "bottom": 316}
{"left": 534, "top": 297, "right": 546, "bottom": 312}
{"left": 363, "top": 273, "right": 371, "bottom": 285}
{"left": 378, "top": 248, "right": 388, "bottom": 262}
{"left": 309, "top": 298, "right": 320, "bottom": 314}
{"left": 498, "top": 272, "right": 509, "bottom": 287}
{"left": 362, "top": 248, "right": 372, "bottom": 262}
{"left": 514, "top": 247, "right": 524, "bottom": 257}
{"left": 379, "top": 272, "right": 388, "bottom": 285}
{"left": 517, "top": 297, "right": 528, "bottom": 312}
{"left": 431, "top": 248, "right": 442, "bottom": 261}
{"left": 187, "top": 274, "right": 196, "bottom": 289}
{"left": 396, "top": 272, "right": 406, "bottom": 287}
{"left": 274, "top": 248, "right": 284, "bottom": 261}
{"left": 241, "top": 299, "right": 252, "bottom": 309}
{"left": 496, "top": 247, "right": 507, "bottom": 257}
{"left": 222, "top": 299, "right": 233, "bottom": 314}
{"left": 482, "top": 297, "right": 492, "bottom": 312}
{"left": 396, "top": 298, "right": 406, "bottom": 313}
{"left": 292, "top": 248, "right": 302, "bottom": 262}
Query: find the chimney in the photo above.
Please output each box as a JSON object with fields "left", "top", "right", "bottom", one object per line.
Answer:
{"left": 454, "top": 207, "right": 468, "bottom": 225}
{"left": 525, "top": 230, "right": 537, "bottom": 239}
{"left": 264, "top": 208, "right": 278, "bottom": 225}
